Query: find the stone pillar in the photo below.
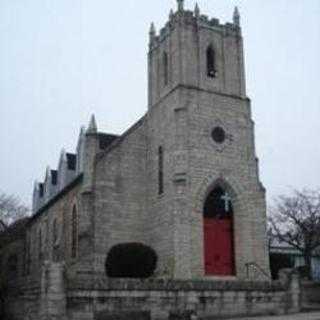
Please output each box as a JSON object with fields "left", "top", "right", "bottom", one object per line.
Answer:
{"left": 40, "top": 261, "right": 67, "bottom": 320}
{"left": 279, "top": 268, "right": 301, "bottom": 314}
{"left": 288, "top": 272, "right": 301, "bottom": 313}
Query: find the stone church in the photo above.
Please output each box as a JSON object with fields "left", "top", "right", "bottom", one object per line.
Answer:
{"left": 2, "top": 2, "right": 300, "bottom": 320}
{"left": 10, "top": 0, "right": 270, "bottom": 280}
{"left": 29, "top": 0, "right": 269, "bottom": 279}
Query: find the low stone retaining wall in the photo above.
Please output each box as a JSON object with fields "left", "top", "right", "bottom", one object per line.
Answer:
{"left": 66, "top": 275, "right": 300, "bottom": 320}
{"left": 3, "top": 263, "right": 301, "bottom": 320}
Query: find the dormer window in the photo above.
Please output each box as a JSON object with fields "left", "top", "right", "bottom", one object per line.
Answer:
{"left": 206, "top": 46, "right": 217, "bottom": 78}
{"left": 51, "top": 170, "right": 58, "bottom": 186}
{"left": 39, "top": 183, "right": 44, "bottom": 198}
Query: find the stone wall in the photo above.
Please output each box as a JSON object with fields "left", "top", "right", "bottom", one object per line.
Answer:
{"left": 3, "top": 262, "right": 302, "bottom": 320}
{"left": 26, "top": 177, "right": 84, "bottom": 276}
{"left": 146, "top": 89, "right": 182, "bottom": 278}
{"left": 186, "top": 87, "right": 270, "bottom": 279}
{"left": 0, "top": 238, "right": 25, "bottom": 280}
{"left": 301, "top": 281, "right": 320, "bottom": 311}
{"left": 93, "top": 118, "right": 148, "bottom": 275}
{"left": 4, "top": 263, "right": 66, "bottom": 320}
{"left": 39, "top": 262, "right": 67, "bottom": 320}
{"left": 4, "top": 276, "right": 41, "bottom": 320}
{"left": 66, "top": 275, "right": 300, "bottom": 320}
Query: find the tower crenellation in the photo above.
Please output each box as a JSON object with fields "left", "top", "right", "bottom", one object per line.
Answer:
{"left": 149, "top": 3, "right": 241, "bottom": 50}
{"left": 177, "top": 0, "right": 184, "bottom": 12}
{"left": 148, "top": 2, "right": 244, "bottom": 108}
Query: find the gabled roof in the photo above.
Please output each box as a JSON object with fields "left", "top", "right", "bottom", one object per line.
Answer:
{"left": 96, "top": 115, "right": 146, "bottom": 163}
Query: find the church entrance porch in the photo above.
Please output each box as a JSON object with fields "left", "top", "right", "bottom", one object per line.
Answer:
{"left": 203, "top": 186, "right": 235, "bottom": 276}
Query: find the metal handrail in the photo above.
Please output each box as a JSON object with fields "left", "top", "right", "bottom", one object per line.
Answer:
{"left": 245, "top": 262, "right": 270, "bottom": 280}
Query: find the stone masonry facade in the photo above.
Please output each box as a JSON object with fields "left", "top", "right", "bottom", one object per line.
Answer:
{"left": 0, "top": 2, "right": 286, "bottom": 319}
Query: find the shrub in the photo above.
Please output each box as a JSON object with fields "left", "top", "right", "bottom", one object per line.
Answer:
{"left": 105, "top": 243, "right": 157, "bottom": 278}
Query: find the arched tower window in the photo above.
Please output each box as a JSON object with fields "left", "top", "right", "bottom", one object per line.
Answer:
{"left": 158, "top": 146, "right": 164, "bottom": 195}
{"left": 163, "top": 52, "right": 169, "bottom": 86}
{"left": 206, "top": 46, "right": 217, "bottom": 78}
{"left": 71, "top": 205, "right": 78, "bottom": 258}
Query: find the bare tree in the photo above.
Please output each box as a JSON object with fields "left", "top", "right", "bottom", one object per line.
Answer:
{"left": 0, "top": 192, "right": 29, "bottom": 318}
{"left": 269, "top": 189, "right": 320, "bottom": 280}
{"left": 0, "top": 191, "right": 29, "bottom": 227}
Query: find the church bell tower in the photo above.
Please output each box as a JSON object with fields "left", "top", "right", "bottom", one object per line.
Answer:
{"left": 148, "top": 0, "right": 246, "bottom": 108}
{"left": 146, "top": 1, "right": 270, "bottom": 280}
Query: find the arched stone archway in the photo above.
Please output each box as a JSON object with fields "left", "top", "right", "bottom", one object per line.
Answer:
{"left": 192, "top": 175, "right": 242, "bottom": 278}
{"left": 194, "top": 175, "right": 241, "bottom": 213}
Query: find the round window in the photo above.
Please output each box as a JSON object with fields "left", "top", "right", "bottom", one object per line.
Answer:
{"left": 211, "top": 127, "right": 226, "bottom": 144}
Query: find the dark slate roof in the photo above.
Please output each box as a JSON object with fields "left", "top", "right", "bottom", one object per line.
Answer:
{"left": 30, "top": 174, "right": 83, "bottom": 222}
{"left": 51, "top": 170, "right": 58, "bottom": 185}
{"left": 98, "top": 133, "right": 119, "bottom": 150}
{"left": 66, "top": 153, "right": 77, "bottom": 170}
{"left": 96, "top": 115, "right": 146, "bottom": 163}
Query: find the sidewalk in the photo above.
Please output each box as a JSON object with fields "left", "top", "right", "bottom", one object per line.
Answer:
{"left": 227, "top": 312, "right": 320, "bottom": 320}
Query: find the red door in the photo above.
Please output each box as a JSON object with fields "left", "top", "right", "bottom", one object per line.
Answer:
{"left": 204, "top": 218, "right": 235, "bottom": 275}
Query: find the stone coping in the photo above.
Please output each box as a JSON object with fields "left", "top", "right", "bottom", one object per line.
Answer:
{"left": 67, "top": 277, "right": 286, "bottom": 292}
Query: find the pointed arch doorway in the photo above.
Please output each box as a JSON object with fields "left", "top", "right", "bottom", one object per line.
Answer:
{"left": 203, "top": 186, "right": 235, "bottom": 276}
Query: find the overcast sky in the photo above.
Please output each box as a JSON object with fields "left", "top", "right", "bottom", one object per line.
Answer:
{"left": 0, "top": 0, "right": 319, "bottom": 207}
